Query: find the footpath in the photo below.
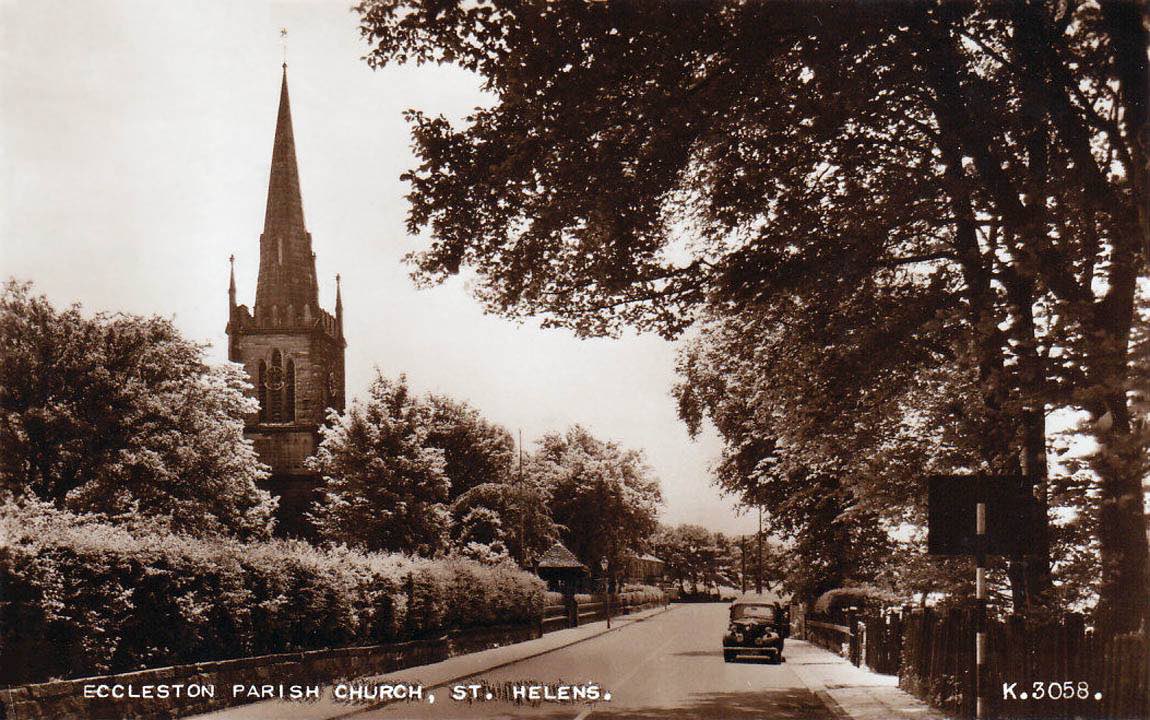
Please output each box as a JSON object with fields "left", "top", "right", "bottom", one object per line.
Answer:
{"left": 786, "top": 640, "right": 951, "bottom": 720}
{"left": 186, "top": 604, "right": 674, "bottom": 720}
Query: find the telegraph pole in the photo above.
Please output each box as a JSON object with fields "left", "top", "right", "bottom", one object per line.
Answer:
{"left": 518, "top": 429, "right": 526, "bottom": 566}
{"left": 756, "top": 503, "right": 763, "bottom": 595}
{"left": 740, "top": 536, "right": 747, "bottom": 594}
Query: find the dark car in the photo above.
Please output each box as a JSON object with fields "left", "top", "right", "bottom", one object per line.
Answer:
{"left": 722, "top": 594, "right": 789, "bottom": 663}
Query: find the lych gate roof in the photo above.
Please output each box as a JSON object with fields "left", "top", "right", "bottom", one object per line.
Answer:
{"left": 537, "top": 542, "right": 587, "bottom": 570}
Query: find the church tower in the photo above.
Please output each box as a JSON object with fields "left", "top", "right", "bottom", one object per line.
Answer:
{"left": 227, "top": 65, "right": 345, "bottom": 536}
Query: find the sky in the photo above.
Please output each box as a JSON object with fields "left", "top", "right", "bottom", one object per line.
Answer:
{"left": 0, "top": 0, "right": 758, "bottom": 535}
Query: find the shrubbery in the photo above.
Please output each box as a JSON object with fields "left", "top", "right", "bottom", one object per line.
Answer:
{"left": 0, "top": 501, "right": 545, "bottom": 685}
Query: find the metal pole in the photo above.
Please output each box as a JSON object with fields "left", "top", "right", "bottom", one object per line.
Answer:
{"left": 975, "top": 501, "right": 987, "bottom": 720}
{"left": 605, "top": 570, "right": 612, "bottom": 629}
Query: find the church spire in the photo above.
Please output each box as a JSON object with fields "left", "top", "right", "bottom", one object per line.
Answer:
{"left": 254, "top": 65, "right": 319, "bottom": 316}
{"left": 263, "top": 65, "right": 305, "bottom": 237}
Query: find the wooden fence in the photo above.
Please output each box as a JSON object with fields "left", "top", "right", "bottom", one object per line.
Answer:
{"left": 540, "top": 594, "right": 666, "bottom": 634}
{"left": 900, "top": 608, "right": 1148, "bottom": 720}
{"left": 800, "top": 606, "right": 1147, "bottom": 719}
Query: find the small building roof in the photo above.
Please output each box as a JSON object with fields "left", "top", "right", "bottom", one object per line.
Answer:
{"left": 537, "top": 542, "right": 588, "bottom": 570}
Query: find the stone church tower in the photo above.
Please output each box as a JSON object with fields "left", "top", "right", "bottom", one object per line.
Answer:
{"left": 226, "top": 65, "right": 345, "bottom": 535}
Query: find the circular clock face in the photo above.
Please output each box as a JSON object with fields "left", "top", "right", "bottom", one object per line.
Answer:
{"left": 265, "top": 365, "right": 285, "bottom": 391}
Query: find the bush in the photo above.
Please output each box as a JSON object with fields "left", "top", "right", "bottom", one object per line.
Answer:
{"left": 0, "top": 501, "right": 545, "bottom": 684}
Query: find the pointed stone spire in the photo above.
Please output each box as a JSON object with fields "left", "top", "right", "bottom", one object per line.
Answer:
{"left": 255, "top": 65, "right": 319, "bottom": 317}
{"left": 263, "top": 65, "right": 305, "bottom": 237}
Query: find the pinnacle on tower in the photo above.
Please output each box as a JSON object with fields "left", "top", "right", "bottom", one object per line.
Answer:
{"left": 335, "top": 273, "right": 343, "bottom": 335}
{"left": 228, "top": 254, "right": 236, "bottom": 308}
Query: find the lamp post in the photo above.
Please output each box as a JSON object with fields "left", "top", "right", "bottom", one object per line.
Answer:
{"left": 600, "top": 557, "right": 611, "bottom": 628}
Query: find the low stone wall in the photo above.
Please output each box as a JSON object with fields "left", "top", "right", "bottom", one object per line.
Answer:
{"left": 0, "top": 623, "right": 539, "bottom": 720}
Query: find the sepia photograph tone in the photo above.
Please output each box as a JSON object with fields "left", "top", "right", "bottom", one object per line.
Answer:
{"left": 0, "top": 1, "right": 1147, "bottom": 719}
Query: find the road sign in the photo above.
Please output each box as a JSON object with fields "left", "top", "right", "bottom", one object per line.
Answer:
{"left": 927, "top": 475, "right": 1039, "bottom": 556}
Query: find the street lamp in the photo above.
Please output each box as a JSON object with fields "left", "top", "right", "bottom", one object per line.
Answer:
{"left": 600, "top": 558, "right": 611, "bottom": 629}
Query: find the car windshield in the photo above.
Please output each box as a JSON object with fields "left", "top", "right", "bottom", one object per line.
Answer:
{"left": 732, "top": 604, "right": 776, "bottom": 621}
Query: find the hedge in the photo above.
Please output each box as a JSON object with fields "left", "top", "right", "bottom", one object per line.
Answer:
{"left": 0, "top": 502, "right": 545, "bottom": 685}
{"left": 617, "top": 585, "right": 665, "bottom": 607}
{"left": 543, "top": 586, "right": 666, "bottom": 607}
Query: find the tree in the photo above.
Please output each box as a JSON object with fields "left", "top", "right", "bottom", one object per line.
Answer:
{"left": 533, "top": 426, "right": 662, "bottom": 574}
{"left": 309, "top": 373, "right": 451, "bottom": 555}
{"left": 0, "top": 282, "right": 275, "bottom": 538}
{"left": 357, "top": 0, "right": 1148, "bottom": 631}
{"left": 450, "top": 478, "right": 559, "bottom": 566}
{"left": 425, "top": 392, "right": 516, "bottom": 499}
{"left": 651, "top": 524, "right": 716, "bottom": 594}
{"left": 674, "top": 305, "right": 973, "bottom": 604}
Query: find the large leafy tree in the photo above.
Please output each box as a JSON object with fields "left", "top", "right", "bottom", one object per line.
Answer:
{"left": 309, "top": 374, "right": 451, "bottom": 555}
{"left": 425, "top": 392, "right": 516, "bottom": 499}
{"left": 534, "top": 426, "right": 662, "bottom": 574}
{"left": 651, "top": 524, "right": 718, "bottom": 594}
{"left": 0, "top": 282, "right": 275, "bottom": 537}
{"left": 675, "top": 304, "right": 978, "bottom": 604}
{"left": 450, "top": 477, "right": 559, "bottom": 566}
{"left": 357, "top": 0, "right": 1148, "bottom": 632}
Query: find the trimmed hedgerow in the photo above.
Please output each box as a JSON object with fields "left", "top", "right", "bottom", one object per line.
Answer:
{"left": 0, "top": 501, "right": 545, "bottom": 685}
{"left": 618, "top": 585, "right": 665, "bottom": 607}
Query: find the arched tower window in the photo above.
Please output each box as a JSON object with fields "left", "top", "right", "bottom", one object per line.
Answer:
{"left": 267, "top": 350, "right": 285, "bottom": 422}
{"left": 285, "top": 359, "right": 296, "bottom": 422}
{"left": 257, "top": 360, "right": 268, "bottom": 422}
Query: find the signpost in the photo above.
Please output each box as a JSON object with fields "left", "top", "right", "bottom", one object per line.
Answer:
{"left": 600, "top": 558, "right": 611, "bottom": 629}
{"left": 927, "top": 475, "right": 1040, "bottom": 720}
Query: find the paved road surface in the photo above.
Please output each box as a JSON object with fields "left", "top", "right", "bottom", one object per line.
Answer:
{"left": 350, "top": 603, "right": 835, "bottom": 720}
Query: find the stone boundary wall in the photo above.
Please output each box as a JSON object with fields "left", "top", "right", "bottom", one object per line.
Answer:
{"left": 0, "top": 623, "right": 539, "bottom": 720}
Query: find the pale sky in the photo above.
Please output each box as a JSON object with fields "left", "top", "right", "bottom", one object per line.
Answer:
{"left": 1, "top": 0, "right": 757, "bottom": 535}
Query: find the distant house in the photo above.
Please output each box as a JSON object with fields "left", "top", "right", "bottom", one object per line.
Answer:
{"left": 535, "top": 542, "right": 589, "bottom": 593}
{"left": 624, "top": 553, "right": 665, "bottom": 586}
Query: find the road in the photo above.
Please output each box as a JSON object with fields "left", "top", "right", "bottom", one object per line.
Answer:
{"left": 349, "top": 603, "right": 836, "bottom": 720}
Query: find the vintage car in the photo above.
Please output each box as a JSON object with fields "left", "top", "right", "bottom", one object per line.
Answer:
{"left": 722, "top": 594, "right": 789, "bottom": 663}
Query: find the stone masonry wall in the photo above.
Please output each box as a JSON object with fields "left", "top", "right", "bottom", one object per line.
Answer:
{"left": 0, "top": 624, "right": 540, "bottom": 720}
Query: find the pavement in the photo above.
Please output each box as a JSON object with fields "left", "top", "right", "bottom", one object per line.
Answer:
{"left": 187, "top": 603, "right": 949, "bottom": 720}
{"left": 785, "top": 641, "right": 950, "bottom": 720}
